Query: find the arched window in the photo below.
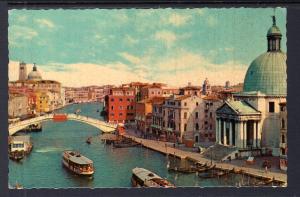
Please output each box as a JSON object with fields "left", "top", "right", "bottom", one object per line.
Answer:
{"left": 195, "top": 123, "right": 199, "bottom": 130}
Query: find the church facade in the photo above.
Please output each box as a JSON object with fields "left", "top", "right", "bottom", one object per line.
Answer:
{"left": 216, "top": 16, "right": 287, "bottom": 157}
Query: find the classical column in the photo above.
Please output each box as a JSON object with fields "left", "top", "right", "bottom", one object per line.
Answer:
{"left": 235, "top": 121, "right": 240, "bottom": 148}
{"left": 229, "top": 121, "right": 232, "bottom": 146}
{"left": 244, "top": 121, "right": 247, "bottom": 148}
{"left": 218, "top": 119, "right": 222, "bottom": 144}
{"left": 253, "top": 121, "right": 257, "bottom": 148}
{"left": 257, "top": 121, "right": 261, "bottom": 148}
{"left": 215, "top": 118, "right": 219, "bottom": 143}
{"left": 223, "top": 120, "right": 227, "bottom": 145}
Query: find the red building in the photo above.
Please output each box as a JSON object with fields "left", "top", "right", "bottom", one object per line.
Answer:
{"left": 105, "top": 87, "right": 136, "bottom": 123}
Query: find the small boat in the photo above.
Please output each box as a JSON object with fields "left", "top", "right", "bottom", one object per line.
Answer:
{"left": 9, "top": 150, "right": 25, "bottom": 161}
{"left": 86, "top": 137, "right": 92, "bottom": 144}
{"left": 62, "top": 151, "right": 94, "bottom": 176}
{"left": 96, "top": 109, "right": 99, "bottom": 112}
{"left": 131, "top": 167, "right": 175, "bottom": 188}
{"left": 197, "top": 164, "right": 215, "bottom": 172}
{"left": 8, "top": 135, "right": 33, "bottom": 161}
{"left": 198, "top": 170, "right": 227, "bottom": 179}
{"left": 113, "top": 141, "right": 139, "bottom": 148}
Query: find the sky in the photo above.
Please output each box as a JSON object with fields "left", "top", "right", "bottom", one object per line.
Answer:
{"left": 8, "top": 8, "right": 286, "bottom": 87}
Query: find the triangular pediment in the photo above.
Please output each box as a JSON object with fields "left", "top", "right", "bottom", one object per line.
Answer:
{"left": 216, "top": 103, "right": 238, "bottom": 115}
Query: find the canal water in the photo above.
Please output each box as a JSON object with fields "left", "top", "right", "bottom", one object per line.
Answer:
{"left": 9, "top": 103, "right": 264, "bottom": 188}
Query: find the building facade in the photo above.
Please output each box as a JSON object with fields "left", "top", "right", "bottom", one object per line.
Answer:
{"left": 105, "top": 87, "right": 136, "bottom": 123}
{"left": 279, "top": 102, "right": 287, "bottom": 171}
{"left": 8, "top": 93, "right": 29, "bottom": 118}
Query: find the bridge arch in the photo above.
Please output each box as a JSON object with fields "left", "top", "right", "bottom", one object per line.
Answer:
{"left": 9, "top": 114, "right": 117, "bottom": 136}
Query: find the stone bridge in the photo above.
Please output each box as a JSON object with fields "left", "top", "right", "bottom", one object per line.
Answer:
{"left": 9, "top": 114, "right": 118, "bottom": 136}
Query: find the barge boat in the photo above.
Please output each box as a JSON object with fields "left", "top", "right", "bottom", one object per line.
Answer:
{"left": 62, "top": 151, "right": 94, "bottom": 176}
{"left": 131, "top": 167, "right": 175, "bottom": 188}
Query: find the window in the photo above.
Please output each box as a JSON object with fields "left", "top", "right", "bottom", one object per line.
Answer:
{"left": 210, "top": 112, "right": 212, "bottom": 118}
{"left": 119, "top": 106, "right": 123, "bottom": 110}
{"left": 205, "top": 121, "right": 208, "bottom": 125}
{"left": 127, "top": 98, "right": 130, "bottom": 102}
{"left": 196, "top": 102, "right": 199, "bottom": 106}
{"left": 195, "top": 112, "right": 199, "bottom": 119}
{"left": 269, "top": 102, "right": 275, "bottom": 112}
{"left": 184, "top": 124, "right": 187, "bottom": 131}
{"left": 111, "top": 98, "right": 114, "bottom": 102}
{"left": 184, "top": 102, "right": 187, "bottom": 106}
{"left": 282, "top": 134, "right": 285, "bottom": 143}
{"left": 184, "top": 112, "right": 187, "bottom": 119}
{"left": 119, "top": 98, "right": 123, "bottom": 102}
{"left": 281, "top": 118, "right": 285, "bottom": 129}
{"left": 111, "top": 106, "right": 114, "bottom": 110}
{"left": 195, "top": 123, "right": 199, "bottom": 130}
{"left": 119, "top": 113, "right": 123, "bottom": 116}
{"left": 210, "top": 124, "right": 212, "bottom": 130}
{"left": 110, "top": 113, "right": 114, "bottom": 116}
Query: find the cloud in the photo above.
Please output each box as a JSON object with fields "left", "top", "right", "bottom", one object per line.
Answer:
{"left": 124, "top": 35, "right": 138, "bottom": 45}
{"left": 224, "top": 47, "right": 234, "bottom": 52}
{"left": 119, "top": 52, "right": 141, "bottom": 65}
{"left": 196, "top": 9, "right": 205, "bottom": 16}
{"left": 206, "top": 15, "right": 218, "bottom": 27}
{"left": 9, "top": 25, "right": 38, "bottom": 43}
{"left": 149, "top": 51, "right": 247, "bottom": 86}
{"left": 165, "top": 13, "right": 192, "bottom": 27}
{"left": 154, "top": 30, "right": 177, "bottom": 47}
{"left": 35, "top": 18, "right": 55, "bottom": 28}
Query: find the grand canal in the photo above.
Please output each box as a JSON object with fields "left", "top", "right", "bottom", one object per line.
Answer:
{"left": 9, "top": 103, "right": 262, "bottom": 188}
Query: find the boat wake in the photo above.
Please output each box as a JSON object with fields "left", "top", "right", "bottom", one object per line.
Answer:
{"left": 35, "top": 147, "right": 71, "bottom": 153}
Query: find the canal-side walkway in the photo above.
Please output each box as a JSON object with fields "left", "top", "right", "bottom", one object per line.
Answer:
{"left": 122, "top": 133, "right": 287, "bottom": 184}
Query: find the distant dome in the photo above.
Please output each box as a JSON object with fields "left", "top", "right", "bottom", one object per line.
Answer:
{"left": 243, "top": 52, "right": 287, "bottom": 96}
{"left": 28, "top": 64, "right": 42, "bottom": 81}
{"left": 243, "top": 15, "right": 286, "bottom": 96}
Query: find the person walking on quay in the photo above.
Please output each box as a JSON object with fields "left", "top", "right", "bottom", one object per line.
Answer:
{"left": 265, "top": 166, "right": 268, "bottom": 174}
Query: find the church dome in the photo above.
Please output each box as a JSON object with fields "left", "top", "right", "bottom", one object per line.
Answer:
{"left": 243, "top": 16, "right": 286, "bottom": 96}
{"left": 28, "top": 63, "right": 42, "bottom": 81}
{"left": 243, "top": 52, "right": 286, "bottom": 96}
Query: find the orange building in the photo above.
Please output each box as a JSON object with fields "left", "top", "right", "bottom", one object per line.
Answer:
{"left": 105, "top": 87, "right": 136, "bottom": 124}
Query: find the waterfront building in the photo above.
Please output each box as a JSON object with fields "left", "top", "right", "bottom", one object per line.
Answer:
{"left": 161, "top": 95, "right": 202, "bottom": 144}
{"left": 151, "top": 98, "right": 166, "bottom": 140}
{"left": 202, "top": 78, "right": 212, "bottom": 96}
{"left": 196, "top": 95, "right": 223, "bottom": 143}
{"left": 35, "top": 91, "right": 50, "bottom": 113}
{"left": 135, "top": 97, "right": 165, "bottom": 137}
{"left": 8, "top": 93, "right": 29, "bottom": 118}
{"left": 279, "top": 102, "right": 287, "bottom": 171}
{"left": 46, "top": 90, "right": 62, "bottom": 111}
{"left": 215, "top": 16, "right": 286, "bottom": 158}
{"left": 179, "top": 82, "right": 202, "bottom": 96}
{"left": 105, "top": 87, "right": 136, "bottom": 124}
{"left": 18, "top": 61, "right": 27, "bottom": 81}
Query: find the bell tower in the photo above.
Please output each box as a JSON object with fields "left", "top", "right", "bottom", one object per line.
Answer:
{"left": 19, "top": 61, "right": 27, "bottom": 81}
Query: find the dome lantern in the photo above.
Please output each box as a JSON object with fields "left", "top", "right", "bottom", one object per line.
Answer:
{"left": 267, "top": 15, "right": 282, "bottom": 52}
